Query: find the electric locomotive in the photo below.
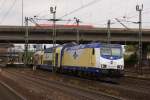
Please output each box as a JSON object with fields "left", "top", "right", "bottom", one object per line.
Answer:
{"left": 59, "top": 43, "right": 124, "bottom": 76}
{"left": 34, "top": 42, "right": 124, "bottom": 77}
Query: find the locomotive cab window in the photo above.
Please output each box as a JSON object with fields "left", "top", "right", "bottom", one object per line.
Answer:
{"left": 112, "top": 48, "right": 122, "bottom": 57}
{"left": 100, "top": 47, "right": 111, "bottom": 56}
{"left": 100, "top": 47, "right": 122, "bottom": 57}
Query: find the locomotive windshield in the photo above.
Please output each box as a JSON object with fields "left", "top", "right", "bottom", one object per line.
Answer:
{"left": 111, "top": 48, "right": 121, "bottom": 56}
{"left": 100, "top": 47, "right": 111, "bottom": 56}
{"left": 100, "top": 47, "right": 122, "bottom": 57}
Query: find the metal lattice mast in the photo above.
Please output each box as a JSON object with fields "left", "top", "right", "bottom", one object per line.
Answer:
{"left": 74, "top": 17, "right": 80, "bottom": 44}
{"left": 24, "top": 17, "right": 29, "bottom": 66}
{"left": 50, "top": 6, "right": 57, "bottom": 72}
{"left": 50, "top": 6, "right": 57, "bottom": 48}
{"left": 107, "top": 20, "right": 111, "bottom": 44}
{"left": 136, "top": 4, "right": 143, "bottom": 75}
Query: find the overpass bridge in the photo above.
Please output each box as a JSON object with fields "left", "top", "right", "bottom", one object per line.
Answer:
{"left": 0, "top": 26, "right": 150, "bottom": 44}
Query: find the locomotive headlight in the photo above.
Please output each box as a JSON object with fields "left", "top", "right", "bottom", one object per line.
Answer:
{"left": 117, "top": 65, "right": 123, "bottom": 69}
{"left": 101, "top": 64, "right": 107, "bottom": 68}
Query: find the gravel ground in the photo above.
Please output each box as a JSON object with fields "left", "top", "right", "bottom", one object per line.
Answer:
{"left": 0, "top": 81, "right": 22, "bottom": 100}
{"left": 0, "top": 68, "right": 120, "bottom": 100}
{"left": 1, "top": 67, "right": 150, "bottom": 100}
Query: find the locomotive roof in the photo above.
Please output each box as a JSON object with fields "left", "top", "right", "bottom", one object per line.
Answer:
{"left": 64, "top": 43, "right": 122, "bottom": 51}
{"left": 43, "top": 43, "right": 122, "bottom": 52}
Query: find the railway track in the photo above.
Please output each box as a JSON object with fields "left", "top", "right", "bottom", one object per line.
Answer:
{"left": 0, "top": 79, "right": 25, "bottom": 100}
{"left": 12, "top": 68, "right": 150, "bottom": 91}
{"left": 2, "top": 67, "right": 150, "bottom": 100}
{"left": 1, "top": 68, "right": 122, "bottom": 100}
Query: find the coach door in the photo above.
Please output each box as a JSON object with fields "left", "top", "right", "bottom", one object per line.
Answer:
{"left": 55, "top": 53, "right": 58, "bottom": 67}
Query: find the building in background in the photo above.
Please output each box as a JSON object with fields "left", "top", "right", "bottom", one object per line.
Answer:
{"left": 34, "top": 44, "right": 43, "bottom": 51}
{"left": 0, "top": 43, "right": 14, "bottom": 66}
{"left": 7, "top": 45, "right": 24, "bottom": 64}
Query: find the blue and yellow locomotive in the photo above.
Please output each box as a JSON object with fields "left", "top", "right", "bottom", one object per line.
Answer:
{"left": 33, "top": 43, "right": 124, "bottom": 77}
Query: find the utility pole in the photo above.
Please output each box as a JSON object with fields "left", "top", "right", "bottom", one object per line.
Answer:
{"left": 33, "top": 8, "right": 71, "bottom": 71}
{"left": 50, "top": 6, "right": 57, "bottom": 48}
{"left": 136, "top": 4, "right": 143, "bottom": 75}
{"left": 74, "top": 17, "right": 80, "bottom": 44}
{"left": 24, "top": 17, "right": 29, "bottom": 66}
{"left": 50, "top": 6, "right": 57, "bottom": 72}
{"left": 107, "top": 20, "right": 111, "bottom": 44}
{"left": 22, "top": 0, "right": 24, "bottom": 26}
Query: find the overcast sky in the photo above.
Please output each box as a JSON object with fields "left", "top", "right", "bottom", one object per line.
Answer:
{"left": 0, "top": 0, "right": 150, "bottom": 28}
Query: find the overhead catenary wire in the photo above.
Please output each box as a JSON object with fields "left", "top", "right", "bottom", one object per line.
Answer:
{"left": 59, "top": 0, "right": 103, "bottom": 19}
{"left": 33, "top": 8, "right": 50, "bottom": 18}
{"left": 92, "top": 2, "right": 150, "bottom": 28}
{"left": 94, "top": 6, "right": 150, "bottom": 28}
{"left": 0, "top": 0, "right": 17, "bottom": 24}
{"left": 120, "top": 20, "right": 150, "bottom": 24}
{"left": 27, "top": 17, "right": 48, "bottom": 29}
{"left": 89, "top": 0, "right": 149, "bottom": 27}
{"left": 35, "top": 0, "right": 57, "bottom": 18}
{"left": 27, "top": 16, "right": 76, "bottom": 30}
{"left": 120, "top": 7, "right": 150, "bottom": 20}
{"left": 115, "top": 18, "right": 129, "bottom": 30}
{"left": 38, "top": 0, "right": 103, "bottom": 19}
{"left": 33, "top": 0, "right": 150, "bottom": 28}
